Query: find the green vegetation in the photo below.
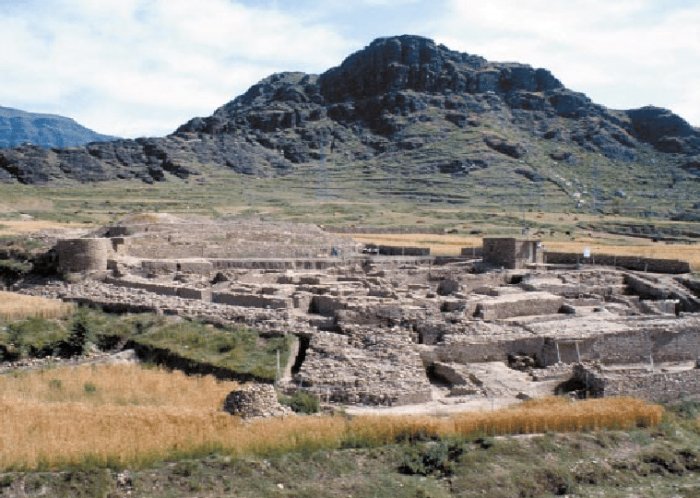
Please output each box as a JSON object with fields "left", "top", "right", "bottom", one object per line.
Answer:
{"left": 0, "top": 307, "right": 290, "bottom": 381}
{"left": 279, "top": 390, "right": 321, "bottom": 414}
{"left": 132, "top": 320, "right": 293, "bottom": 381}
{"left": 3, "top": 317, "right": 69, "bottom": 359}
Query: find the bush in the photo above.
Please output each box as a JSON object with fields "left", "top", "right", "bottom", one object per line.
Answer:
{"left": 399, "top": 441, "right": 465, "bottom": 477}
{"left": 279, "top": 390, "right": 320, "bottom": 414}
{"left": 670, "top": 400, "right": 700, "bottom": 420}
{"left": 56, "top": 310, "right": 91, "bottom": 358}
{"left": 7, "top": 317, "right": 68, "bottom": 357}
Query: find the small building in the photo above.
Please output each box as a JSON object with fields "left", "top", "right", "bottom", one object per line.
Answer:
{"left": 482, "top": 237, "right": 543, "bottom": 269}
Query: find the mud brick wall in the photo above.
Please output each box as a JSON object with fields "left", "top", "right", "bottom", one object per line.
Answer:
{"left": 545, "top": 252, "right": 690, "bottom": 274}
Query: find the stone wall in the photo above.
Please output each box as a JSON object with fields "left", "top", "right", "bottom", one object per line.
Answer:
{"left": 104, "top": 277, "right": 212, "bottom": 302}
{"left": 483, "top": 238, "right": 517, "bottom": 268}
{"left": 377, "top": 245, "right": 430, "bottom": 256}
{"left": 540, "top": 324, "right": 700, "bottom": 366}
{"left": 56, "top": 238, "right": 113, "bottom": 273}
{"left": 432, "top": 336, "right": 546, "bottom": 365}
{"left": 432, "top": 318, "right": 700, "bottom": 368}
{"left": 475, "top": 292, "right": 563, "bottom": 320}
{"left": 575, "top": 363, "right": 700, "bottom": 403}
{"left": 212, "top": 292, "right": 291, "bottom": 309}
{"left": 545, "top": 252, "right": 690, "bottom": 274}
{"left": 460, "top": 247, "right": 484, "bottom": 258}
{"left": 310, "top": 295, "right": 347, "bottom": 316}
{"left": 222, "top": 384, "right": 292, "bottom": 418}
{"left": 482, "top": 238, "right": 542, "bottom": 269}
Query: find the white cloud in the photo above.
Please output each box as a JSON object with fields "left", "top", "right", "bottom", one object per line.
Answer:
{"left": 0, "top": 0, "right": 352, "bottom": 137}
{"left": 430, "top": 0, "right": 700, "bottom": 125}
{"left": 1, "top": 0, "right": 698, "bottom": 137}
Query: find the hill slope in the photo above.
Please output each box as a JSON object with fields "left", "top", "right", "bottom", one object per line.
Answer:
{"left": 0, "top": 35, "right": 697, "bottom": 217}
{"left": 0, "top": 106, "right": 116, "bottom": 149}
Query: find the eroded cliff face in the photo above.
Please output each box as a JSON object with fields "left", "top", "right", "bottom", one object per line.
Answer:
{"left": 1, "top": 35, "right": 698, "bottom": 185}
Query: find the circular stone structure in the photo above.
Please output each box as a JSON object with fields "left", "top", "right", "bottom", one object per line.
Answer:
{"left": 223, "top": 384, "right": 291, "bottom": 418}
{"left": 56, "top": 238, "right": 112, "bottom": 273}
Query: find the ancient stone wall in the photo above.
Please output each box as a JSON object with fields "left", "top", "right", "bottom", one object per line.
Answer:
{"left": 475, "top": 292, "right": 563, "bottom": 320}
{"left": 483, "top": 238, "right": 517, "bottom": 268}
{"left": 56, "top": 238, "right": 112, "bottom": 273}
{"left": 575, "top": 364, "right": 700, "bottom": 403}
{"left": 460, "top": 247, "right": 484, "bottom": 258}
{"left": 482, "top": 238, "right": 542, "bottom": 269}
{"left": 310, "top": 295, "right": 347, "bottom": 316}
{"left": 212, "top": 292, "right": 291, "bottom": 309}
{"left": 540, "top": 323, "right": 700, "bottom": 366}
{"left": 545, "top": 252, "right": 690, "bottom": 273}
{"left": 104, "top": 277, "right": 212, "bottom": 302}
{"left": 223, "top": 384, "right": 292, "bottom": 418}
{"left": 377, "top": 245, "right": 430, "bottom": 256}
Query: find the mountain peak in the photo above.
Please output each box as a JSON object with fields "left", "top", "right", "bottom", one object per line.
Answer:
{"left": 318, "top": 35, "right": 561, "bottom": 102}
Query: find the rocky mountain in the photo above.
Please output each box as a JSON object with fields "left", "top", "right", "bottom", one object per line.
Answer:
{"left": 0, "top": 35, "right": 697, "bottom": 216}
{"left": 0, "top": 106, "right": 116, "bottom": 149}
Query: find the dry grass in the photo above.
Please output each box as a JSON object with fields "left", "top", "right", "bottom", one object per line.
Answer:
{"left": 543, "top": 241, "right": 700, "bottom": 271}
{"left": 0, "top": 363, "right": 236, "bottom": 407}
{"left": 346, "top": 397, "right": 662, "bottom": 446}
{"left": 0, "top": 291, "right": 74, "bottom": 321}
{"left": 0, "top": 219, "right": 88, "bottom": 236}
{"left": 352, "top": 233, "right": 700, "bottom": 270}
{"left": 0, "top": 364, "right": 663, "bottom": 471}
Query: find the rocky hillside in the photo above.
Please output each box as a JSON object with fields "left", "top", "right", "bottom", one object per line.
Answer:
{"left": 0, "top": 35, "right": 697, "bottom": 217}
{"left": 0, "top": 106, "right": 116, "bottom": 149}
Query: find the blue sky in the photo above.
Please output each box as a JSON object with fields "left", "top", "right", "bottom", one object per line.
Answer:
{"left": 1, "top": 0, "right": 698, "bottom": 137}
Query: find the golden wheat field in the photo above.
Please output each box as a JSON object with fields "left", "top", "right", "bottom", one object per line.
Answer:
{"left": 0, "top": 363, "right": 663, "bottom": 471}
{"left": 0, "top": 291, "right": 74, "bottom": 321}
{"left": 351, "top": 233, "right": 700, "bottom": 270}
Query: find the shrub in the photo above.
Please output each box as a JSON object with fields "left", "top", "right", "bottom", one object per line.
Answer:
{"left": 399, "top": 441, "right": 465, "bottom": 477}
{"left": 56, "top": 310, "right": 90, "bottom": 358}
{"left": 279, "top": 391, "right": 320, "bottom": 414}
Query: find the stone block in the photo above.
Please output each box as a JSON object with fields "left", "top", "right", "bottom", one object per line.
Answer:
{"left": 475, "top": 292, "right": 563, "bottom": 320}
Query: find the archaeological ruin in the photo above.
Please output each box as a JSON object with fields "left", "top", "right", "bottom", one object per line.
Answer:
{"left": 19, "top": 215, "right": 700, "bottom": 411}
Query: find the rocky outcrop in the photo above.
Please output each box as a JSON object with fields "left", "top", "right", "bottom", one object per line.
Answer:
{"left": 627, "top": 106, "right": 700, "bottom": 154}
